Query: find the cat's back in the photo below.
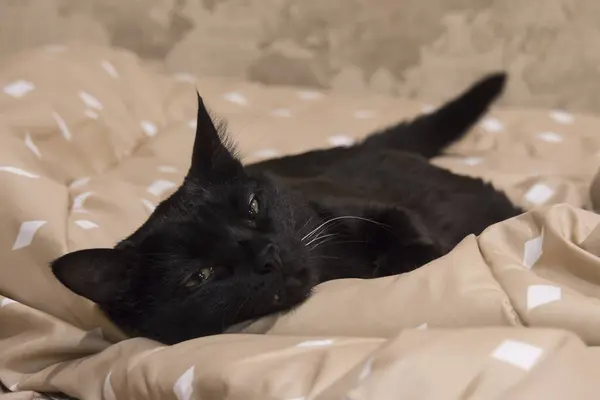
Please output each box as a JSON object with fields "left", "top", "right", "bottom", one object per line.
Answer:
{"left": 321, "top": 149, "right": 484, "bottom": 200}
{"left": 312, "top": 149, "right": 521, "bottom": 248}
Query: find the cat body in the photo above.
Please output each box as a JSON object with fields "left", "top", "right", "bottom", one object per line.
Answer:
{"left": 52, "top": 73, "right": 521, "bottom": 344}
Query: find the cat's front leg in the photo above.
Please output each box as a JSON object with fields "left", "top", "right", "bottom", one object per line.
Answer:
{"left": 363, "top": 206, "right": 443, "bottom": 278}
{"left": 312, "top": 199, "right": 444, "bottom": 278}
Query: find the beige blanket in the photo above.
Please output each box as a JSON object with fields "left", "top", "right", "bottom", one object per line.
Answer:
{"left": 1, "top": 45, "right": 600, "bottom": 400}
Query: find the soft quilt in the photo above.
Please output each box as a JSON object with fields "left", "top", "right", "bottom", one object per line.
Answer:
{"left": 2, "top": 45, "right": 600, "bottom": 400}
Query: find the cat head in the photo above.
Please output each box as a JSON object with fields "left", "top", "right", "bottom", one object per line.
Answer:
{"left": 52, "top": 93, "right": 321, "bottom": 344}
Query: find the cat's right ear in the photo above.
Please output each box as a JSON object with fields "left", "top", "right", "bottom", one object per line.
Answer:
{"left": 188, "top": 92, "right": 243, "bottom": 181}
{"left": 51, "top": 248, "right": 134, "bottom": 305}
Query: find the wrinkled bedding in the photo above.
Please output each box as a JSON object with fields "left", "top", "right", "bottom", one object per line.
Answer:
{"left": 2, "top": 45, "right": 600, "bottom": 400}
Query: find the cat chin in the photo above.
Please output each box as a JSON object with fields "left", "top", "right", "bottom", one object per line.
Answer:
{"left": 264, "top": 278, "right": 311, "bottom": 310}
{"left": 243, "top": 274, "right": 313, "bottom": 319}
{"left": 281, "top": 264, "right": 317, "bottom": 300}
{"left": 224, "top": 288, "right": 314, "bottom": 335}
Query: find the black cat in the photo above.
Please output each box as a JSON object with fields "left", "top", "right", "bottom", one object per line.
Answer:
{"left": 52, "top": 73, "right": 521, "bottom": 344}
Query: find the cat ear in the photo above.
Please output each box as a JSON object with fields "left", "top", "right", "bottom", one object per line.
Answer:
{"left": 189, "top": 92, "right": 243, "bottom": 180}
{"left": 51, "top": 248, "right": 134, "bottom": 305}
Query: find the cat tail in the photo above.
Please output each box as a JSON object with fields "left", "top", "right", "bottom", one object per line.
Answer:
{"left": 362, "top": 72, "right": 507, "bottom": 158}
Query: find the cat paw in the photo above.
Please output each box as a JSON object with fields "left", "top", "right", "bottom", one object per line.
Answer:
{"left": 373, "top": 241, "right": 442, "bottom": 278}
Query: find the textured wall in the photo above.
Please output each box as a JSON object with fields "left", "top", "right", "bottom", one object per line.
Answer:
{"left": 2, "top": 0, "right": 600, "bottom": 112}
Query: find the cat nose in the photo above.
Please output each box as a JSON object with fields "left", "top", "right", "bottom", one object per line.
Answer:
{"left": 255, "top": 243, "right": 282, "bottom": 275}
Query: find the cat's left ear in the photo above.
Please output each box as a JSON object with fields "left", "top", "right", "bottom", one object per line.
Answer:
{"left": 51, "top": 248, "right": 136, "bottom": 305}
{"left": 188, "top": 92, "right": 243, "bottom": 181}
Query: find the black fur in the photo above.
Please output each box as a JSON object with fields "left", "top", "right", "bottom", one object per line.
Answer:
{"left": 52, "top": 73, "right": 521, "bottom": 344}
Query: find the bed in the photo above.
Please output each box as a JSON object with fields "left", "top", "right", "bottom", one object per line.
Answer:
{"left": 1, "top": 44, "right": 600, "bottom": 400}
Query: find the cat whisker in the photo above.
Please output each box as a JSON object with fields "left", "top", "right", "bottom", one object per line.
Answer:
{"left": 310, "top": 239, "right": 368, "bottom": 252}
{"left": 309, "top": 236, "right": 339, "bottom": 252}
{"left": 301, "top": 215, "right": 389, "bottom": 242}
{"left": 297, "top": 216, "right": 314, "bottom": 237}
{"left": 304, "top": 232, "right": 337, "bottom": 248}
{"left": 226, "top": 293, "right": 253, "bottom": 331}
{"left": 306, "top": 230, "right": 338, "bottom": 249}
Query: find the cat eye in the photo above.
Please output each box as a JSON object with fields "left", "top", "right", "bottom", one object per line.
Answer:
{"left": 185, "top": 267, "right": 214, "bottom": 287}
{"left": 248, "top": 194, "right": 260, "bottom": 216}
